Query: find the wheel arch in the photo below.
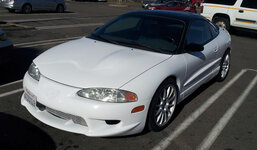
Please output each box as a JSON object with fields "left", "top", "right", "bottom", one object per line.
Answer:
{"left": 22, "top": 3, "right": 32, "bottom": 8}
{"left": 212, "top": 13, "right": 231, "bottom": 24}
{"left": 22, "top": 3, "right": 32, "bottom": 11}
{"left": 56, "top": 3, "right": 64, "bottom": 8}
{"left": 226, "top": 47, "right": 231, "bottom": 54}
{"left": 162, "top": 75, "right": 181, "bottom": 92}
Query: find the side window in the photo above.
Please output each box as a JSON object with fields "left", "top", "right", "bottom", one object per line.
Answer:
{"left": 163, "top": 0, "right": 170, "bottom": 3}
{"left": 167, "top": 2, "right": 176, "bottom": 7}
{"left": 178, "top": 2, "right": 186, "bottom": 6}
{"left": 241, "top": 0, "right": 257, "bottom": 9}
{"left": 186, "top": 20, "right": 213, "bottom": 46}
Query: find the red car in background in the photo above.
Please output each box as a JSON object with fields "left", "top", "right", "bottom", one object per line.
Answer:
{"left": 148, "top": 1, "right": 196, "bottom": 13}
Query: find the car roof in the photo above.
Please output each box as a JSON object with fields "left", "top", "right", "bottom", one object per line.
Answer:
{"left": 125, "top": 10, "right": 205, "bottom": 24}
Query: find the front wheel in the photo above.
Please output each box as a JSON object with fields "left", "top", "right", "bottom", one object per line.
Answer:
{"left": 7, "top": 8, "right": 15, "bottom": 13}
{"left": 56, "top": 5, "right": 64, "bottom": 13}
{"left": 148, "top": 79, "right": 178, "bottom": 131}
{"left": 22, "top": 4, "right": 32, "bottom": 14}
{"left": 216, "top": 50, "right": 230, "bottom": 82}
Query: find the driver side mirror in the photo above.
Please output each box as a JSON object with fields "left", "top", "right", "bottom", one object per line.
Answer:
{"left": 185, "top": 43, "right": 204, "bottom": 52}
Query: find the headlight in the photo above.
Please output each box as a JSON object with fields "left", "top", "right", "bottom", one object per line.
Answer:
{"left": 28, "top": 62, "right": 41, "bottom": 81}
{"left": 77, "top": 88, "right": 137, "bottom": 103}
{"left": 0, "top": 33, "right": 7, "bottom": 41}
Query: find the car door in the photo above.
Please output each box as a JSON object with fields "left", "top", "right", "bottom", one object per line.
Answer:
{"left": 44, "top": 0, "right": 57, "bottom": 11}
{"left": 234, "top": 0, "right": 257, "bottom": 30}
{"left": 182, "top": 20, "right": 218, "bottom": 98}
{"left": 30, "top": 0, "right": 44, "bottom": 10}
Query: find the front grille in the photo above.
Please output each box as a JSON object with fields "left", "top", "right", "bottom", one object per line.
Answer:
{"left": 46, "top": 107, "right": 87, "bottom": 127}
{"left": 36, "top": 102, "right": 87, "bottom": 127}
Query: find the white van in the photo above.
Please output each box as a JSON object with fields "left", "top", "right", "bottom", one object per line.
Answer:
{"left": 201, "top": 0, "right": 257, "bottom": 30}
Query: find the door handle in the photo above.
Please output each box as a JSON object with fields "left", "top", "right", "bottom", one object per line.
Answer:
{"left": 239, "top": 10, "right": 244, "bottom": 13}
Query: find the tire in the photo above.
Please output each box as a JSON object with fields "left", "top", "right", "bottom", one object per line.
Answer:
{"left": 213, "top": 17, "right": 230, "bottom": 30}
{"left": 216, "top": 50, "right": 230, "bottom": 82}
{"left": 56, "top": 4, "right": 64, "bottom": 13}
{"left": 22, "top": 4, "right": 32, "bottom": 14}
{"left": 8, "top": 9, "right": 15, "bottom": 13}
{"left": 148, "top": 79, "right": 178, "bottom": 132}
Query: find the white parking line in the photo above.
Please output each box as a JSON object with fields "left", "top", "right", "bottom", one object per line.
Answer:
{"left": 36, "top": 23, "right": 104, "bottom": 30}
{"left": 0, "top": 13, "right": 77, "bottom": 17}
{"left": 0, "top": 88, "right": 23, "bottom": 98}
{"left": 0, "top": 80, "right": 23, "bottom": 88}
{"left": 246, "top": 68, "right": 257, "bottom": 72}
{"left": 14, "top": 36, "right": 82, "bottom": 47}
{"left": 17, "top": 40, "right": 71, "bottom": 48}
{"left": 4, "top": 17, "right": 66, "bottom": 23}
{"left": 151, "top": 69, "right": 247, "bottom": 150}
{"left": 197, "top": 75, "right": 257, "bottom": 150}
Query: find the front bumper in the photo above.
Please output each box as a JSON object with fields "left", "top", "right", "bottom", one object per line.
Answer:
{"left": 1, "top": 1, "right": 19, "bottom": 9}
{"left": 21, "top": 73, "right": 147, "bottom": 137}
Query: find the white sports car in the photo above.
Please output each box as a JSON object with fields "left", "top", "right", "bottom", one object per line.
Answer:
{"left": 21, "top": 10, "right": 231, "bottom": 137}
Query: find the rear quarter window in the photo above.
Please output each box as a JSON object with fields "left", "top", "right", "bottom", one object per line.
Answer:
{"left": 204, "top": 0, "right": 237, "bottom": 5}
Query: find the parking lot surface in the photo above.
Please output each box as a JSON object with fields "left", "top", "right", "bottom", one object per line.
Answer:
{"left": 0, "top": 1, "right": 257, "bottom": 150}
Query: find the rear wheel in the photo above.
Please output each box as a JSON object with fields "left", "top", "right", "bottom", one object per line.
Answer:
{"left": 56, "top": 4, "right": 64, "bottom": 13}
{"left": 216, "top": 50, "right": 230, "bottom": 82}
{"left": 213, "top": 17, "right": 230, "bottom": 30}
{"left": 22, "top": 4, "right": 32, "bottom": 14}
{"left": 148, "top": 79, "right": 178, "bottom": 131}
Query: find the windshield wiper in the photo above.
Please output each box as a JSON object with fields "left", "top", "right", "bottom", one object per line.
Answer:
{"left": 91, "top": 34, "right": 119, "bottom": 45}
{"left": 129, "top": 41, "right": 169, "bottom": 54}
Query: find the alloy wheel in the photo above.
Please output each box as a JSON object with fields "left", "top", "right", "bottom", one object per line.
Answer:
{"left": 221, "top": 54, "right": 230, "bottom": 79}
{"left": 154, "top": 85, "right": 177, "bottom": 127}
{"left": 23, "top": 5, "right": 32, "bottom": 14}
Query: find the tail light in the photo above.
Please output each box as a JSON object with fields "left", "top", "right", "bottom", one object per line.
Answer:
{"left": 148, "top": 7, "right": 156, "bottom": 10}
{"left": 201, "top": 5, "right": 204, "bottom": 13}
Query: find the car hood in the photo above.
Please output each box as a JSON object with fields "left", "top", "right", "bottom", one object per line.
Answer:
{"left": 34, "top": 38, "right": 170, "bottom": 88}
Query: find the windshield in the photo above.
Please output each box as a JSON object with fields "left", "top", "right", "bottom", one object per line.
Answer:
{"left": 89, "top": 14, "right": 185, "bottom": 54}
{"left": 153, "top": 0, "right": 170, "bottom": 4}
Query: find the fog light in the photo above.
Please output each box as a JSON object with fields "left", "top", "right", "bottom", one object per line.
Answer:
{"left": 105, "top": 120, "right": 120, "bottom": 125}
